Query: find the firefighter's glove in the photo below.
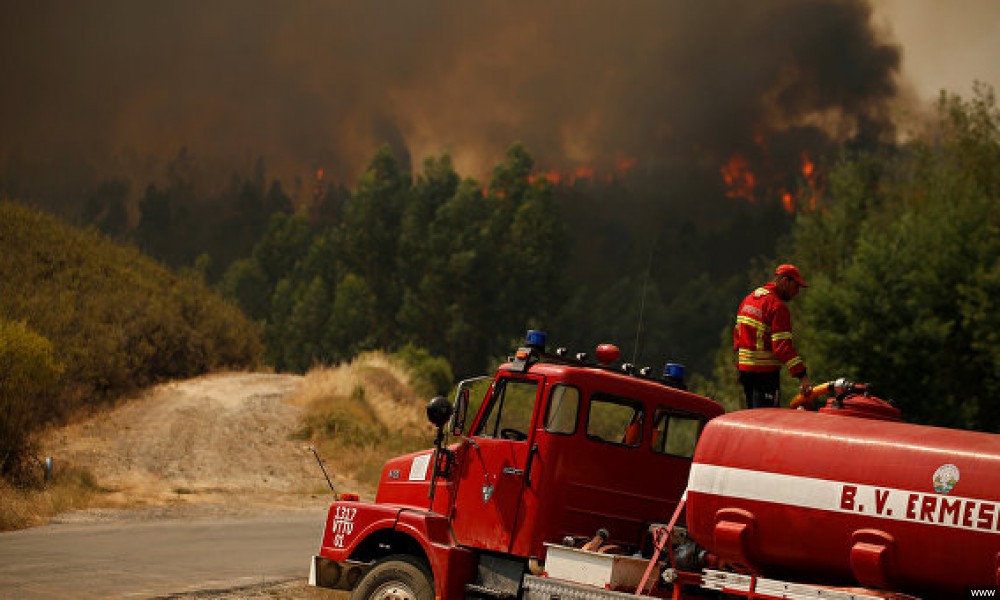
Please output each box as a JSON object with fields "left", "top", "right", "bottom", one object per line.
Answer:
{"left": 798, "top": 375, "right": 813, "bottom": 398}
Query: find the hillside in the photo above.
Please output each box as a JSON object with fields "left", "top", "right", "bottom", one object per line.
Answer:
{"left": 0, "top": 200, "right": 262, "bottom": 477}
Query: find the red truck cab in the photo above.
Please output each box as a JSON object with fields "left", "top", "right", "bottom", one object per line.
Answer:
{"left": 310, "top": 331, "right": 724, "bottom": 599}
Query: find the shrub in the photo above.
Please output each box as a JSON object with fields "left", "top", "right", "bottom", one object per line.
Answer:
{"left": 394, "top": 344, "right": 454, "bottom": 398}
{"left": 0, "top": 319, "right": 62, "bottom": 478}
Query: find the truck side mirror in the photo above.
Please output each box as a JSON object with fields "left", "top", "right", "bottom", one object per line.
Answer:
{"left": 426, "top": 396, "right": 453, "bottom": 428}
{"left": 452, "top": 388, "right": 469, "bottom": 436}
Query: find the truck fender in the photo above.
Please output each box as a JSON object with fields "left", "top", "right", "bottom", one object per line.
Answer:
{"left": 320, "top": 503, "right": 475, "bottom": 599}
{"left": 393, "top": 508, "right": 477, "bottom": 600}
{"left": 319, "top": 502, "right": 406, "bottom": 561}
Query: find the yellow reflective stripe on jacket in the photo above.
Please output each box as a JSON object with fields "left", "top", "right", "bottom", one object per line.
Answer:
{"left": 785, "top": 356, "right": 804, "bottom": 369}
{"left": 737, "top": 349, "right": 781, "bottom": 367}
{"left": 736, "top": 315, "right": 769, "bottom": 332}
{"left": 736, "top": 314, "right": 771, "bottom": 351}
{"left": 772, "top": 331, "right": 793, "bottom": 341}
{"left": 738, "top": 349, "right": 779, "bottom": 360}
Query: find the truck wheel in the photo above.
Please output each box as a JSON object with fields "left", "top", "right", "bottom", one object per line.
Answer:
{"left": 351, "top": 554, "right": 434, "bottom": 600}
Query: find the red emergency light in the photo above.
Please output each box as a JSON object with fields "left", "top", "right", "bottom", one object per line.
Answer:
{"left": 595, "top": 343, "right": 621, "bottom": 365}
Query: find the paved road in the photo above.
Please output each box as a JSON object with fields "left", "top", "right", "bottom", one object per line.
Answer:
{"left": 0, "top": 511, "right": 328, "bottom": 599}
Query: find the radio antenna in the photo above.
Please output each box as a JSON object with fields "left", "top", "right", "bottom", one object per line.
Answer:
{"left": 632, "top": 240, "right": 655, "bottom": 364}
{"left": 309, "top": 446, "right": 337, "bottom": 494}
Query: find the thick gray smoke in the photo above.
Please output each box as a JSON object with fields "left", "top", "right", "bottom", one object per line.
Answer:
{"left": 1, "top": 1, "right": 901, "bottom": 188}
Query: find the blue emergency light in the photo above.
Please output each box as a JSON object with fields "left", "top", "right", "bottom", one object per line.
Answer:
{"left": 525, "top": 330, "right": 547, "bottom": 351}
{"left": 664, "top": 362, "right": 685, "bottom": 381}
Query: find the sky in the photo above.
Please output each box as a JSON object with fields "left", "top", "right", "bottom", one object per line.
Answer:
{"left": 875, "top": 0, "right": 1000, "bottom": 102}
{"left": 1, "top": 0, "right": 998, "bottom": 195}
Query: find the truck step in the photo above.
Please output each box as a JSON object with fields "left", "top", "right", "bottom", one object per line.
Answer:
{"left": 521, "top": 575, "right": 642, "bottom": 599}
{"left": 465, "top": 582, "right": 518, "bottom": 599}
{"left": 702, "top": 569, "right": 915, "bottom": 600}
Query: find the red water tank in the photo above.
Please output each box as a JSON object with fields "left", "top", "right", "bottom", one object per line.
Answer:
{"left": 685, "top": 402, "right": 1000, "bottom": 596}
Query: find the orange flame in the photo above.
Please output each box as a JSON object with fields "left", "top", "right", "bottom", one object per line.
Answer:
{"left": 801, "top": 153, "right": 815, "bottom": 178}
{"left": 573, "top": 165, "right": 595, "bottom": 182}
{"left": 721, "top": 140, "right": 824, "bottom": 213}
{"left": 779, "top": 153, "right": 822, "bottom": 213}
{"left": 800, "top": 152, "right": 822, "bottom": 211}
{"left": 781, "top": 191, "right": 795, "bottom": 213}
{"left": 721, "top": 154, "right": 757, "bottom": 202}
{"left": 309, "top": 166, "right": 328, "bottom": 214}
{"left": 614, "top": 152, "right": 638, "bottom": 174}
{"left": 528, "top": 156, "right": 639, "bottom": 188}
{"left": 528, "top": 170, "right": 562, "bottom": 185}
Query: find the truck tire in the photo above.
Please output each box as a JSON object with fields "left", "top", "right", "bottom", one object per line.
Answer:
{"left": 351, "top": 554, "right": 434, "bottom": 600}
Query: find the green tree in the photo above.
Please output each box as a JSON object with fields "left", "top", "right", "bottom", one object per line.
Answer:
{"left": 83, "top": 178, "right": 130, "bottom": 239}
{"left": 135, "top": 183, "right": 172, "bottom": 257}
{"left": 791, "top": 84, "right": 1000, "bottom": 431}
{"left": 397, "top": 154, "right": 460, "bottom": 306}
{"left": 219, "top": 258, "right": 270, "bottom": 321}
{"left": 263, "top": 180, "right": 294, "bottom": 220}
{"left": 482, "top": 144, "right": 570, "bottom": 361}
{"left": 397, "top": 177, "right": 492, "bottom": 374}
{"left": 503, "top": 177, "right": 569, "bottom": 330}
{"left": 252, "top": 212, "right": 316, "bottom": 287}
{"left": 219, "top": 160, "right": 293, "bottom": 269}
{"left": 264, "top": 278, "right": 297, "bottom": 369}
{"left": 283, "top": 276, "right": 332, "bottom": 371}
{"left": 325, "top": 273, "right": 377, "bottom": 363}
{"left": 487, "top": 142, "right": 533, "bottom": 201}
{"left": 339, "top": 146, "right": 411, "bottom": 347}
{"left": 224, "top": 212, "right": 322, "bottom": 370}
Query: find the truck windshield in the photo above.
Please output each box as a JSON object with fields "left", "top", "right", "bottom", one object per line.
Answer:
{"left": 475, "top": 378, "right": 538, "bottom": 440}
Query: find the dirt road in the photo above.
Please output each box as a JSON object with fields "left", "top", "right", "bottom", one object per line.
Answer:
{"left": 2, "top": 372, "right": 357, "bottom": 598}
{"left": 44, "top": 372, "right": 352, "bottom": 507}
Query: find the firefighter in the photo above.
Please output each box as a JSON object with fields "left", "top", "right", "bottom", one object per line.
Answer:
{"left": 734, "top": 264, "right": 812, "bottom": 408}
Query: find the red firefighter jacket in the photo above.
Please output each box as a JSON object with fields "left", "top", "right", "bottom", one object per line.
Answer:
{"left": 733, "top": 282, "right": 806, "bottom": 377}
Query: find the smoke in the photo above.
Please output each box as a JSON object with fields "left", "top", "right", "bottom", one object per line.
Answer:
{"left": 1, "top": 0, "right": 902, "bottom": 188}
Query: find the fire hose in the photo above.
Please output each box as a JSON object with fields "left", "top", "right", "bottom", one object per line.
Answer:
{"left": 788, "top": 377, "right": 867, "bottom": 410}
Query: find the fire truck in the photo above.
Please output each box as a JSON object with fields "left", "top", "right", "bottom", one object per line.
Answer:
{"left": 308, "top": 331, "right": 1000, "bottom": 599}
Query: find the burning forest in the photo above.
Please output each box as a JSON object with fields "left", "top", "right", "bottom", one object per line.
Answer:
{"left": 1, "top": 1, "right": 905, "bottom": 210}
{"left": 0, "top": 0, "right": 943, "bottom": 378}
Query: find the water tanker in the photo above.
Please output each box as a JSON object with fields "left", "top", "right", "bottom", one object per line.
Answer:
{"left": 685, "top": 390, "right": 1000, "bottom": 597}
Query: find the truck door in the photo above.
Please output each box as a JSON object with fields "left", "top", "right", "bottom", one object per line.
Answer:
{"left": 451, "top": 375, "right": 540, "bottom": 553}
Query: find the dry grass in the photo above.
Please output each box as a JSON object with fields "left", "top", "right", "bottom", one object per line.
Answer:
{"left": 0, "top": 464, "right": 101, "bottom": 530}
{"left": 289, "top": 352, "right": 438, "bottom": 497}
{"left": 290, "top": 352, "right": 427, "bottom": 429}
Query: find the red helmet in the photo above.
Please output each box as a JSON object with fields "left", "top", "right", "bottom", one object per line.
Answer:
{"left": 775, "top": 264, "right": 808, "bottom": 287}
